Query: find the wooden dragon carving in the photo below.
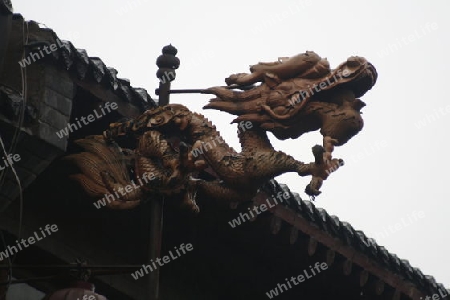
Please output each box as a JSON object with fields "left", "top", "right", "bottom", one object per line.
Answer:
{"left": 66, "top": 51, "right": 377, "bottom": 211}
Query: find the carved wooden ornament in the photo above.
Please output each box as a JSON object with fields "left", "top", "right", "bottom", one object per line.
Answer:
{"left": 66, "top": 51, "right": 377, "bottom": 211}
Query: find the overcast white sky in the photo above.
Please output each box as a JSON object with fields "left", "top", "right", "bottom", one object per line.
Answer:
{"left": 13, "top": 0, "right": 450, "bottom": 288}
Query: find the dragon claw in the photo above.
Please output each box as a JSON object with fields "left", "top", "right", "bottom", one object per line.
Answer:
{"left": 305, "top": 184, "right": 322, "bottom": 197}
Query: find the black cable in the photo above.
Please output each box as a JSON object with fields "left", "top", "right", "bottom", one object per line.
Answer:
{"left": 0, "top": 18, "right": 29, "bottom": 298}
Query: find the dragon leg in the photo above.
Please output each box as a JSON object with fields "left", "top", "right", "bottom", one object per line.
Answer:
{"left": 241, "top": 148, "right": 342, "bottom": 197}
{"left": 238, "top": 127, "right": 274, "bottom": 155}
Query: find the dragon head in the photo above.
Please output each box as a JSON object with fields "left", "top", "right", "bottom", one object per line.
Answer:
{"left": 204, "top": 52, "right": 377, "bottom": 147}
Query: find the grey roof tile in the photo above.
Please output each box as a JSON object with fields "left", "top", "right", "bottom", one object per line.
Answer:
{"left": 15, "top": 14, "right": 156, "bottom": 110}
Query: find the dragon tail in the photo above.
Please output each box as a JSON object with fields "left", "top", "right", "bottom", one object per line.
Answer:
{"left": 64, "top": 135, "right": 142, "bottom": 209}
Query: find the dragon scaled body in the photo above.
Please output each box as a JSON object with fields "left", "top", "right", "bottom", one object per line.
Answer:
{"left": 66, "top": 51, "right": 377, "bottom": 211}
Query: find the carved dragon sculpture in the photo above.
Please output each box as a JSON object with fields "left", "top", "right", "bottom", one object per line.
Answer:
{"left": 66, "top": 51, "right": 377, "bottom": 212}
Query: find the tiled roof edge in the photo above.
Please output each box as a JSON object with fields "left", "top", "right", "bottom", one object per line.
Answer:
{"left": 13, "top": 14, "right": 157, "bottom": 112}
{"left": 262, "top": 179, "right": 447, "bottom": 297}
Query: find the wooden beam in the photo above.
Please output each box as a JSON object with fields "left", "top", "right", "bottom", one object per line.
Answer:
{"left": 270, "top": 215, "right": 282, "bottom": 235}
{"left": 343, "top": 259, "right": 352, "bottom": 276}
{"left": 364, "top": 276, "right": 386, "bottom": 298}
{"left": 248, "top": 204, "right": 258, "bottom": 222}
{"left": 289, "top": 227, "right": 298, "bottom": 245}
{"left": 376, "top": 286, "right": 401, "bottom": 300}
{"left": 253, "top": 196, "right": 427, "bottom": 299}
{"left": 145, "top": 45, "right": 179, "bottom": 300}
{"left": 326, "top": 249, "right": 335, "bottom": 266}
{"left": 147, "top": 199, "right": 163, "bottom": 300}
{"left": 375, "top": 279, "right": 385, "bottom": 295}
{"left": 360, "top": 270, "right": 369, "bottom": 287}
{"left": 308, "top": 237, "right": 317, "bottom": 256}
{"left": 392, "top": 289, "right": 401, "bottom": 300}
{"left": 73, "top": 79, "right": 142, "bottom": 118}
